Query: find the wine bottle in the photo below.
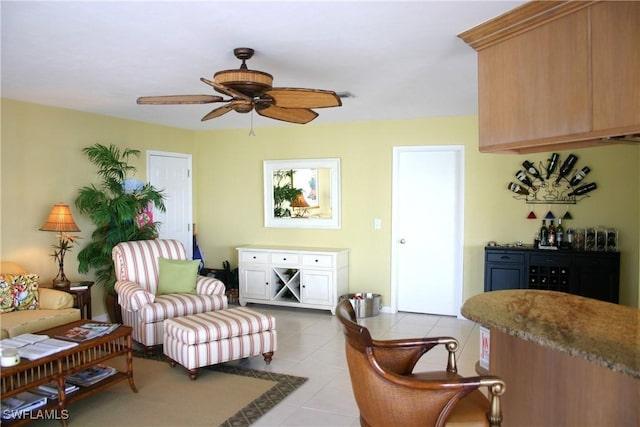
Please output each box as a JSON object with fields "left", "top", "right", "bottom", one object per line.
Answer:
{"left": 548, "top": 220, "right": 556, "bottom": 246}
{"left": 507, "top": 182, "right": 529, "bottom": 195}
{"left": 522, "top": 160, "right": 543, "bottom": 181}
{"left": 546, "top": 153, "right": 559, "bottom": 179}
{"left": 556, "top": 218, "right": 564, "bottom": 248}
{"left": 554, "top": 154, "right": 578, "bottom": 184}
{"left": 568, "top": 182, "right": 597, "bottom": 197}
{"left": 515, "top": 170, "right": 537, "bottom": 191}
{"left": 567, "top": 166, "right": 590, "bottom": 187}
{"left": 539, "top": 220, "right": 548, "bottom": 246}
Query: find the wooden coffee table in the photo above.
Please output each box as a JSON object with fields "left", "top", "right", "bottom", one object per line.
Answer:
{"left": 1, "top": 320, "right": 137, "bottom": 426}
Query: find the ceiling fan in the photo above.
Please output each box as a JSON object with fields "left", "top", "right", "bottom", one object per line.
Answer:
{"left": 137, "top": 47, "right": 342, "bottom": 124}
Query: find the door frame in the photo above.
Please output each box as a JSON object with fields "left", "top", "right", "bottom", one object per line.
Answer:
{"left": 390, "top": 145, "right": 465, "bottom": 316}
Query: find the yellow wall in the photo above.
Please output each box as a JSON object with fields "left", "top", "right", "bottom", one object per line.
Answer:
{"left": 2, "top": 98, "right": 639, "bottom": 318}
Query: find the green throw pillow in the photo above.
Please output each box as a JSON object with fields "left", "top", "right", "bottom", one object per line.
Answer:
{"left": 157, "top": 258, "right": 199, "bottom": 295}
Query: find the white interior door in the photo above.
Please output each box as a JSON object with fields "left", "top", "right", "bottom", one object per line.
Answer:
{"left": 147, "top": 151, "right": 193, "bottom": 258}
{"left": 392, "top": 146, "right": 464, "bottom": 316}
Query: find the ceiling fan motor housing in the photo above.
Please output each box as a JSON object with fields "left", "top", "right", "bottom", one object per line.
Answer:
{"left": 213, "top": 69, "right": 273, "bottom": 97}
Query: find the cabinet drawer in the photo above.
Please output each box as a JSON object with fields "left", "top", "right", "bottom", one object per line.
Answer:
{"left": 271, "top": 252, "right": 299, "bottom": 266}
{"left": 302, "top": 254, "right": 334, "bottom": 268}
{"left": 529, "top": 254, "right": 570, "bottom": 266}
{"left": 239, "top": 251, "right": 269, "bottom": 264}
{"left": 486, "top": 253, "right": 525, "bottom": 263}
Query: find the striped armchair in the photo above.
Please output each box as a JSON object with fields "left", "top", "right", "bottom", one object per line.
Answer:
{"left": 113, "top": 239, "right": 227, "bottom": 352}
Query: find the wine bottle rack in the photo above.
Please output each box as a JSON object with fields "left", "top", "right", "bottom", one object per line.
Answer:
{"left": 272, "top": 267, "right": 301, "bottom": 302}
{"left": 507, "top": 153, "right": 597, "bottom": 204}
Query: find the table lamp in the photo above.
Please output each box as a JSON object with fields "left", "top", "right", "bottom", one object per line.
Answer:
{"left": 39, "top": 202, "right": 81, "bottom": 289}
{"left": 290, "top": 193, "right": 311, "bottom": 218}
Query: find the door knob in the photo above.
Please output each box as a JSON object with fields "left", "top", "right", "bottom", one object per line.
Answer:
{"left": 400, "top": 238, "right": 406, "bottom": 244}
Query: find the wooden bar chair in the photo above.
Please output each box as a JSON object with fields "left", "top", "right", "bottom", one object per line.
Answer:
{"left": 336, "top": 299, "right": 505, "bottom": 427}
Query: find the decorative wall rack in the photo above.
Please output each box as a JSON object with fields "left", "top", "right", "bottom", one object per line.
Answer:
{"left": 507, "top": 153, "right": 597, "bottom": 205}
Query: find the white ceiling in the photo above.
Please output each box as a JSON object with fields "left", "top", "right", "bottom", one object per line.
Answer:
{"left": 1, "top": 1, "right": 526, "bottom": 131}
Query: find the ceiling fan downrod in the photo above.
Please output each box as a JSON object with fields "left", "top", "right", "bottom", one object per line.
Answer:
{"left": 234, "top": 47, "right": 254, "bottom": 70}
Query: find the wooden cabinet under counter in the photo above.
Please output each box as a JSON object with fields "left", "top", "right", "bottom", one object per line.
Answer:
{"left": 462, "top": 290, "right": 639, "bottom": 426}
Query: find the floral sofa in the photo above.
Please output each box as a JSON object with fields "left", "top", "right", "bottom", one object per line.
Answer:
{"left": 0, "top": 262, "right": 81, "bottom": 339}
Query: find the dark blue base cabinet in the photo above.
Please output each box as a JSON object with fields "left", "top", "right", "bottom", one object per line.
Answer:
{"left": 484, "top": 246, "right": 620, "bottom": 303}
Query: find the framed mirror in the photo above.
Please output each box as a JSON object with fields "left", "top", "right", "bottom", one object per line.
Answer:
{"left": 264, "top": 158, "right": 341, "bottom": 229}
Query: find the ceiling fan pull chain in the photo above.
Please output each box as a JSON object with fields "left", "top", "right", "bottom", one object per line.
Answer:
{"left": 248, "top": 110, "right": 256, "bottom": 136}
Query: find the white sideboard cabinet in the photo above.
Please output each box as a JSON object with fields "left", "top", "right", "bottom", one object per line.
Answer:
{"left": 237, "top": 245, "right": 349, "bottom": 314}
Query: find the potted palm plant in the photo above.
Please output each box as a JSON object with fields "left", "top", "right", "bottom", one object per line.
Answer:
{"left": 75, "top": 143, "right": 166, "bottom": 322}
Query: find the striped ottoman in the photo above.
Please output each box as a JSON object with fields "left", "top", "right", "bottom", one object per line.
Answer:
{"left": 163, "top": 307, "right": 276, "bottom": 380}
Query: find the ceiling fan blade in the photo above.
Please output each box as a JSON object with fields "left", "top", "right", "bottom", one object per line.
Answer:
{"left": 137, "top": 95, "right": 223, "bottom": 105}
{"left": 263, "top": 88, "right": 342, "bottom": 109}
{"left": 256, "top": 104, "right": 319, "bottom": 124}
{"left": 201, "top": 104, "right": 234, "bottom": 121}
{"left": 200, "top": 77, "right": 251, "bottom": 101}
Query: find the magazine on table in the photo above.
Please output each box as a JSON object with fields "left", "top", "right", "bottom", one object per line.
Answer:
{"left": 0, "top": 391, "right": 47, "bottom": 420}
{"left": 0, "top": 333, "right": 49, "bottom": 348}
{"left": 30, "top": 381, "right": 79, "bottom": 399}
{"left": 55, "top": 323, "right": 120, "bottom": 342}
{"left": 19, "top": 339, "right": 78, "bottom": 360}
{"left": 66, "top": 365, "right": 117, "bottom": 387}
{"left": 1, "top": 335, "right": 79, "bottom": 360}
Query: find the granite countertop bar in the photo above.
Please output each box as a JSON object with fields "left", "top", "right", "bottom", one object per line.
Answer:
{"left": 461, "top": 290, "right": 640, "bottom": 379}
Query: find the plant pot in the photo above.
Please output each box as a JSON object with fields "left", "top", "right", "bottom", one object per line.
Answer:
{"left": 105, "top": 293, "right": 123, "bottom": 324}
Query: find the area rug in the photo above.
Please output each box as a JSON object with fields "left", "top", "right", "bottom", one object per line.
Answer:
{"left": 38, "top": 355, "right": 307, "bottom": 427}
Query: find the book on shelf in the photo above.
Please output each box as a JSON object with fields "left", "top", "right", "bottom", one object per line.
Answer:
{"left": 69, "top": 284, "right": 89, "bottom": 290}
{"left": 30, "top": 381, "right": 79, "bottom": 399}
{"left": 66, "top": 365, "right": 117, "bottom": 387}
{"left": 1, "top": 391, "right": 47, "bottom": 420}
{"left": 55, "top": 323, "right": 120, "bottom": 342}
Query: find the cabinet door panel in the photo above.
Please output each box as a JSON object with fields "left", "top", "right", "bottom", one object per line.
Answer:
{"left": 573, "top": 254, "right": 619, "bottom": 303}
{"left": 591, "top": 1, "right": 640, "bottom": 131}
{"left": 478, "top": 9, "right": 590, "bottom": 148}
{"left": 301, "top": 270, "right": 332, "bottom": 306}
{"left": 485, "top": 264, "right": 524, "bottom": 291}
{"left": 240, "top": 267, "right": 270, "bottom": 300}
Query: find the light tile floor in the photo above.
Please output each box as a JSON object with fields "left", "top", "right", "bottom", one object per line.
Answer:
{"left": 227, "top": 304, "right": 482, "bottom": 427}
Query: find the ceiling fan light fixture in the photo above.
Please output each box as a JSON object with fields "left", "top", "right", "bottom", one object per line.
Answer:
{"left": 232, "top": 99, "right": 254, "bottom": 114}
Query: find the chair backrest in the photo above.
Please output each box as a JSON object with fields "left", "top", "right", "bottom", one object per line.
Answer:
{"left": 336, "top": 299, "right": 471, "bottom": 427}
{"left": 112, "top": 239, "right": 188, "bottom": 295}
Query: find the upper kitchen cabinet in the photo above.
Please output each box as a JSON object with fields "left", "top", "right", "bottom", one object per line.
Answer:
{"left": 459, "top": 1, "right": 640, "bottom": 154}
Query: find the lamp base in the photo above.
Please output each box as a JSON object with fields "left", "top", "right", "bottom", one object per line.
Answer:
{"left": 52, "top": 277, "right": 71, "bottom": 290}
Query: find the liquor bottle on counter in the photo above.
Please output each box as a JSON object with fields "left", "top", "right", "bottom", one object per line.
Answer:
{"left": 507, "top": 182, "right": 530, "bottom": 195}
{"left": 548, "top": 220, "right": 556, "bottom": 246}
{"left": 539, "top": 220, "right": 549, "bottom": 246}
{"left": 568, "top": 182, "right": 597, "bottom": 197}
{"left": 556, "top": 218, "right": 564, "bottom": 248}
{"left": 567, "top": 166, "right": 591, "bottom": 187}
{"left": 546, "top": 153, "right": 559, "bottom": 179}
{"left": 554, "top": 154, "right": 578, "bottom": 184}
{"left": 515, "top": 170, "right": 537, "bottom": 191}
{"left": 522, "top": 160, "right": 543, "bottom": 181}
